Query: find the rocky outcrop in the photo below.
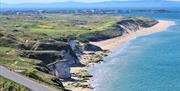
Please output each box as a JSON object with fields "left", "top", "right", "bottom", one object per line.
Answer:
{"left": 68, "top": 40, "right": 83, "bottom": 57}
{"left": 69, "top": 40, "right": 103, "bottom": 51}
{"left": 62, "top": 50, "right": 80, "bottom": 65}
{"left": 117, "top": 20, "right": 140, "bottom": 30}
{"left": 48, "top": 60, "right": 71, "bottom": 79}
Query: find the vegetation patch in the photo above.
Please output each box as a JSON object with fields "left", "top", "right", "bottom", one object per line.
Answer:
{"left": 0, "top": 76, "right": 31, "bottom": 91}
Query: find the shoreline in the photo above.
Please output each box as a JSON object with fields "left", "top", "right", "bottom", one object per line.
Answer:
{"left": 91, "top": 20, "right": 174, "bottom": 51}
{"left": 63, "top": 20, "right": 174, "bottom": 91}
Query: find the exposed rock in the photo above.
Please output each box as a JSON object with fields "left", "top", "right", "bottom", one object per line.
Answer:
{"left": 135, "top": 17, "right": 158, "bottom": 27}
{"left": 112, "top": 19, "right": 141, "bottom": 36}
{"left": 48, "top": 60, "right": 71, "bottom": 79}
{"left": 62, "top": 50, "right": 80, "bottom": 65}
{"left": 68, "top": 40, "right": 83, "bottom": 57}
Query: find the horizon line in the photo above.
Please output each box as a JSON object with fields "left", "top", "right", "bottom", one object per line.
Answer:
{"left": 1, "top": 0, "right": 180, "bottom": 5}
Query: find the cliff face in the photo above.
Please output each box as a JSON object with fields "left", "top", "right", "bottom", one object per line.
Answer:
{"left": 110, "top": 18, "right": 158, "bottom": 37}
{"left": 20, "top": 41, "right": 80, "bottom": 79}
{"left": 48, "top": 61, "right": 71, "bottom": 79}
{"left": 114, "top": 20, "right": 141, "bottom": 34}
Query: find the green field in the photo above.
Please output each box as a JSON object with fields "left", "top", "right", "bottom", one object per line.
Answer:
{"left": 0, "top": 14, "right": 125, "bottom": 41}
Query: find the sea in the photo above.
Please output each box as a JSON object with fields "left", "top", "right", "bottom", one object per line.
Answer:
{"left": 89, "top": 9, "right": 180, "bottom": 91}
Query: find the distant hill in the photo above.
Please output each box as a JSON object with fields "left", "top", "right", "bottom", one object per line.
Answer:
{"left": 0, "top": 1, "right": 180, "bottom": 9}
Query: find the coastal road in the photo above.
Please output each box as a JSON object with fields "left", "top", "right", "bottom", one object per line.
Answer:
{"left": 0, "top": 66, "right": 61, "bottom": 91}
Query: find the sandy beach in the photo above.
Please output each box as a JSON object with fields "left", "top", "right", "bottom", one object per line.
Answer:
{"left": 91, "top": 20, "right": 174, "bottom": 51}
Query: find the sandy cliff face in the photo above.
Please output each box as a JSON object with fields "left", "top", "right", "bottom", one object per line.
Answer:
{"left": 116, "top": 20, "right": 140, "bottom": 34}
{"left": 111, "top": 19, "right": 158, "bottom": 36}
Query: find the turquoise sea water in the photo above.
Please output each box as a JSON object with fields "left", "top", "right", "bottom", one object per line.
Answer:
{"left": 89, "top": 12, "right": 180, "bottom": 91}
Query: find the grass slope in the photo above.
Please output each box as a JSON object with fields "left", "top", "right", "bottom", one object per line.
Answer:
{"left": 0, "top": 76, "right": 31, "bottom": 91}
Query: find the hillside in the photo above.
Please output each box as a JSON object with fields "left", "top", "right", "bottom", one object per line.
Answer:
{"left": 0, "top": 76, "right": 30, "bottom": 91}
